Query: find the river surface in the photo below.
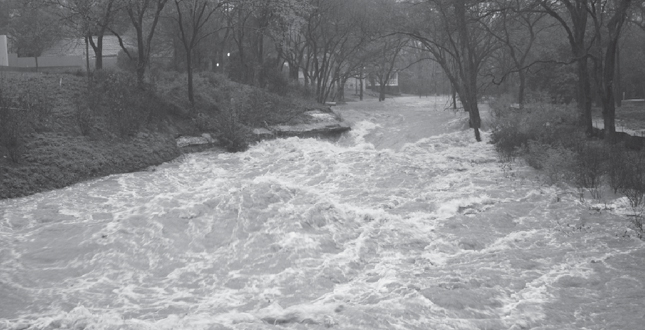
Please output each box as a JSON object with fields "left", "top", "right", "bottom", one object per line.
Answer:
{"left": 1, "top": 96, "right": 644, "bottom": 330}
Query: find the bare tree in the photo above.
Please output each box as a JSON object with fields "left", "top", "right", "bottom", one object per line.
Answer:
{"left": 367, "top": 36, "right": 408, "bottom": 101}
{"left": 302, "top": 0, "right": 372, "bottom": 103}
{"left": 488, "top": 0, "right": 551, "bottom": 106}
{"left": 124, "top": 0, "right": 169, "bottom": 85}
{"left": 170, "top": 0, "right": 224, "bottom": 106}
{"left": 588, "top": 0, "right": 633, "bottom": 141}
{"left": 537, "top": 0, "right": 594, "bottom": 133}
{"left": 56, "top": 0, "right": 125, "bottom": 70}
{"left": 406, "top": 0, "right": 498, "bottom": 142}
{"left": 7, "top": 0, "right": 62, "bottom": 69}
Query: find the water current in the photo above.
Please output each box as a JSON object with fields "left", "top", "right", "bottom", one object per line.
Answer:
{"left": 1, "top": 96, "right": 644, "bottom": 330}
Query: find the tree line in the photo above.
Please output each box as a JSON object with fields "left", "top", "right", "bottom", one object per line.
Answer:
{"left": 0, "top": 0, "right": 644, "bottom": 142}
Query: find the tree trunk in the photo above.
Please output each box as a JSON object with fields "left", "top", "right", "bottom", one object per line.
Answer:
{"left": 186, "top": 50, "right": 194, "bottom": 107}
{"left": 601, "top": 55, "right": 617, "bottom": 142}
{"left": 576, "top": 57, "right": 593, "bottom": 134}
{"left": 518, "top": 69, "right": 526, "bottom": 107}
{"left": 337, "top": 77, "right": 346, "bottom": 101}
{"left": 89, "top": 34, "right": 104, "bottom": 70}
{"left": 85, "top": 36, "right": 90, "bottom": 75}
{"left": 451, "top": 85, "right": 457, "bottom": 109}
{"left": 135, "top": 25, "right": 146, "bottom": 86}
{"left": 615, "top": 45, "right": 622, "bottom": 108}
{"left": 289, "top": 63, "right": 299, "bottom": 80}
{"left": 95, "top": 36, "right": 103, "bottom": 70}
{"left": 601, "top": 0, "right": 631, "bottom": 141}
{"left": 455, "top": 0, "right": 481, "bottom": 142}
{"left": 459, "top": 81, "right": 482, "bottom": 142}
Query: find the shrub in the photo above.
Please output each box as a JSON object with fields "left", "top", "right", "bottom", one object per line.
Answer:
{"left": 213, "top": 106, "right": 249, "bottom": 152}
{"left": 287, "top": 81, "right": 314, "bottom": 99}
{"left": 227, "top": 56, "right": 255, "bottom": 85}
{"left": 489, "top": 109, "right": 528, "bottom": 160}
{"left": 609, "top": 149, "right": 645, "bottom": 233}
{"left": 615, "top": 150, "right": 645, "bottom": 208}
{"left": 573, "top": 141, "right": 607, "bottom": 191}
{"left": 260, "top": 65, "right": 289, "bottom": 96}
{"left": 523, "top": 140, "right": 548, "bottom": 169}
{"left": 487, "top": 94, "right": 516, "bottom": 117}
{"left": 490, "top": 99, "right": 645, "bottom": 236}
{"left": 0, "top": 88, "right": 46, "bottom": 162}
{"left": 117, "top": 48, "right": 138, "bottom": 73}
{"left": 607, "top": 146, "right": 630, "bottom": 194}
{"left": 543, "top": 145, "right": 578, "bottom": 184}
{"left": 524, "top": 141, "right": 578, "bottom": 184}
{"left": 75, "top": 102, "right": 93, "bottom": 136}
{"left": 232, "top": 88, "right": 300, "bottom": 127}
{"left": 490, "top": 101, "right": 580, "bottom": 158}
{"left": 0, "top": 101, "right": 23, "bottom": 162}
{"left": 201, "top": 71, "right": 230, "bottom": 88}
{"left": 87, "top": 70, "right": 152, "bottom": 137}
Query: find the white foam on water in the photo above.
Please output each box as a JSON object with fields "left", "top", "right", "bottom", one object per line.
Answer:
{"left": 2, "top": 97, "right": 645, "bottom": 329}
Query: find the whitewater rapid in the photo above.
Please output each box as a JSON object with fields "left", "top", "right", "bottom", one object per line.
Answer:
{"left": 1, "top": 96, "right": 644, "bottom": 330}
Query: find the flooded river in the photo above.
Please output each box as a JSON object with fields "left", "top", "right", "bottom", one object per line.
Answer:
{"left": 1, "top": 96, "right": 644, "bottom": 329}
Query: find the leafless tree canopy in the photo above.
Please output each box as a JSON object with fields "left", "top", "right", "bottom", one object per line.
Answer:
{"left": 0, "top": 0, "right": 642, "bottom": 141}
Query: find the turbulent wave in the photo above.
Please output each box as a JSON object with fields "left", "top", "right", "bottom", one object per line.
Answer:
{"left": 1, "top": 97, "right": 644, "bottom": 330}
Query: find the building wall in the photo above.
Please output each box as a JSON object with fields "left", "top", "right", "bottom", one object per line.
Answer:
{"left": 0, "top": 35, "right": 121, "bottom": 71}
{"left": 8, "top": 53, "right": 83, "bottom": 68}
{"left": 0, "top": 35, "right": 8, "bottom": 66}
{"left": 344, "top": 77, "right": 365, "bottom": 96}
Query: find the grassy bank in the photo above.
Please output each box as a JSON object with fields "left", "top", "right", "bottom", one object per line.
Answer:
{"left": 0, "top": 70, "right": 325, "bottom": 199}
{"left": 489, "top": 99, "right": 645, "bottom": 237}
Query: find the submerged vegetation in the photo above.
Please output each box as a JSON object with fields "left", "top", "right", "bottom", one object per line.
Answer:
{"left": 489, "top": 99, "right": 645, "bottom": 237}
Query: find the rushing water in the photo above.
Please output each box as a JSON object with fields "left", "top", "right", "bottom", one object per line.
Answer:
{"left": 1, "top": 96, "right": 644, "bottom": 330}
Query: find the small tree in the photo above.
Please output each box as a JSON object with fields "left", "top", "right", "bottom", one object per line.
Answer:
{"left": 57, "top": 0, "right": 127, "bottom": 70}
{"left": 124, "top": 0, "right": 169, "bottom": 86}
{"left": 7, "top": 0, "right": 61, "bottom": 69}
{"left": 537, "top": 0, "right": 594, "bottom": 134}
{"left": 406, "top": 0, "right": 498, "bottom": 142}
{"left": 170, "top": 0, "right": 224, "bottom": 107}
{"left": 487, "top": 0, "right": 551, "bottom": 106}
{"left": 589, "top": 0, "right": 633, "bottom": 141}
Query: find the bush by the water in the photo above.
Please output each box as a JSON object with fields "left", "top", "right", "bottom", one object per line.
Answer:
{"left": 81, "top": 70, "right": 169, "bottom": 138}
{"left": 490, "top": 98, "right": 645, "bottom": 234}
{"left": 155, "top": 71, "right": 310, "bottom": 150}
{"left": 116, "top": 48, "right": 138, "bottom": 73}
{"left": 1, "top": 67, "right": 324, "bottom": 199}
{"left": 489, "top": 101, "right": 580, "bottom": 160}
{"left": 0, "top": 71, "right": 182, "bottom": 199}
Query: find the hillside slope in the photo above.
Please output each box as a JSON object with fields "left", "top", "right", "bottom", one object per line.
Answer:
{"left": 0, "top": 70, "right": 331, "bottom": 199}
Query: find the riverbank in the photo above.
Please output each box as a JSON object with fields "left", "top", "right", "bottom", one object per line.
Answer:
{"left": 489, "top": 100, "right": 645, "bottom": 236}
{"left": 3, "top": 96, "right": 643, "bottom": 329}
{"left": 0, "top": 70, "right": 345, "bottom": 200}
